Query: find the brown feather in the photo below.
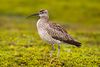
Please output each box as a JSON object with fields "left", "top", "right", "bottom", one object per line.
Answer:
{"left": 46, "top": 22, "right": 81, "bottom": 47}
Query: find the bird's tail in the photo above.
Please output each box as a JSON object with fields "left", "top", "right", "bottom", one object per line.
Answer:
{"left": 67, "top": 40, "right": 81, "bottom": 47}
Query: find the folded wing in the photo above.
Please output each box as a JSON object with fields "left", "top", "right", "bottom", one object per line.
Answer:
{"left": 46, "top": 22, "right": 81, "bottom": 47}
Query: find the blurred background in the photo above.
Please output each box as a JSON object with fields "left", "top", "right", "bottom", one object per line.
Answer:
{"left": 0, "top": 0, "right": 100, "bottom": 44}
{"left": 0, "top": 0, "right": 100, "bottom": 66}
{"left": 0, "top": 0, "right": 100, "bottom": 30}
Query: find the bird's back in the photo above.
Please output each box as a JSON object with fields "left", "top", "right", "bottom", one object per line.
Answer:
{"left": 46, "top": 22, "right": 81, "bottom": 47}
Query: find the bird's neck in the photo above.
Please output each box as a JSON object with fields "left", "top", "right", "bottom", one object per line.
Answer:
{"left": 39, "top": 17, "right": 49, "bottom": 22}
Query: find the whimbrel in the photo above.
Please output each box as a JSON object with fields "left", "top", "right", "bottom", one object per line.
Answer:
{"left": 28, "top": 9, "right": 81, "bottom": 57}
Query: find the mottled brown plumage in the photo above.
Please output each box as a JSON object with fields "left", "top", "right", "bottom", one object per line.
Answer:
{"left": 47, "top": 22, "right": 81, "bottom": 47}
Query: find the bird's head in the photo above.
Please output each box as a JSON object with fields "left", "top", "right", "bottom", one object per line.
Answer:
{"left": 39, "top": 9, "right": 48, "bottom": 18}
{"left": 27, "top": 9, "right": 49, "bottom": 19}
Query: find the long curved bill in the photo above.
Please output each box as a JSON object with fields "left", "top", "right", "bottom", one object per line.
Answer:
{"left": 26, "top": 13, "right": 39, "bottom": 18}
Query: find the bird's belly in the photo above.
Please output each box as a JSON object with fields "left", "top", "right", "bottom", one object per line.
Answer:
{"left": 37, "top": 28, "right": 61, "bottom": 44}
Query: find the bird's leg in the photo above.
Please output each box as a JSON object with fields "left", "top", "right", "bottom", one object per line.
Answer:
{"left": 57, "top": 44, "right": 60, "bottom": 57}
{"left": 50, "top": 44, "right": 55, "bottom": 57}
{"left": 52, "top": 44, "right": 55, "bottom": 51}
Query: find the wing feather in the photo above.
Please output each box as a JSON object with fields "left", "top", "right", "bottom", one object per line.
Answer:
{"left": 46, "top": 22, "right": 74, "bottom": 42}
{"left": 46, "top": 22, "right": 81, "bottom": 47}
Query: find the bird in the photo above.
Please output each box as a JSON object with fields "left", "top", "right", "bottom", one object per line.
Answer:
{"left": 27, "top": 9, "right": 81, "bottom": 57}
